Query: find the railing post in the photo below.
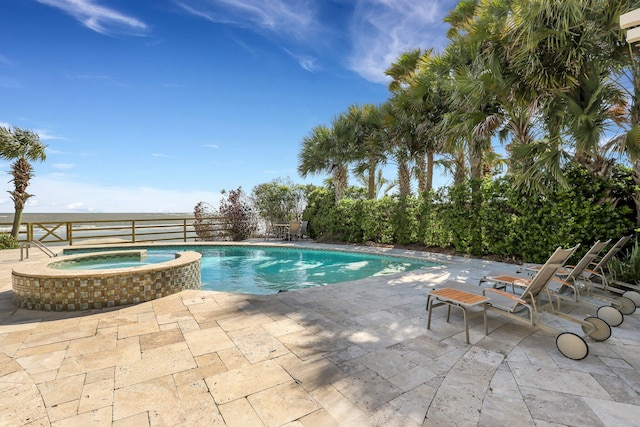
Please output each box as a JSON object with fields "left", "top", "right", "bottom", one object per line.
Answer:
{"left": 132, "top": 221, "right": 136, "bottom": 243}
{"left": 183, "top": 219, "right": 187, "bottom": 242}
{"left": 68, "top": 222, "right": 73, "bottom": 245}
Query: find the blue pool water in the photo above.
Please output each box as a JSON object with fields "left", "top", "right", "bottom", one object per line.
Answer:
{"left": 63, "top": 246, "right": 436, "bottom": 295}
{"left": 58, "top": 254, "right": 176, "bottom": 270}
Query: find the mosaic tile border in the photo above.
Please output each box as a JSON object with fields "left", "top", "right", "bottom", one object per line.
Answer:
{"left": 12, "top": 250, "right": 201, "bottom": 311}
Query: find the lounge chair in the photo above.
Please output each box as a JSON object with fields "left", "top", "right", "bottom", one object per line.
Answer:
{"left": 428, "top": 246, "right": 611, "bottom": 360}
{"left": 521, "top": 240, "right": 630, "bottom": 326}
{"left": 581, "top": 235, "right": 640, "bottom": 307}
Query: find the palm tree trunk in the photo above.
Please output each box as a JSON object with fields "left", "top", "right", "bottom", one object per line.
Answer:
{"left": 416, "top": 153, "right": 427, "bottom": 193}
{"left": 368, "top": 158, "right": 376, "bottom": 200}
{"left": 425, "top": 151, "right": 434, "bottom": 192}
{"left": 453, "top": 149, "right": 466, "bottom": 185}
{"left": 398, "top": 161, "right": 411, "bottom": 197}
{"left": 469, "top": 139, "right": 486, "bottom": 256}
{"left": 11, "top": 209, "right": 22, "bottom": 239}
{"left": 333, "top": 164, "right": 348, "bottom": 204}
{"left": 9, "top": 158, "right": 34, "bottom": 239}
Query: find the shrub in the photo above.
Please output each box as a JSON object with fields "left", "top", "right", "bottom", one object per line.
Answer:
{"left": 193, "top": 202, "right": 224, "bottom": 241}
{"left": 608, "top": 238, "right": 640, "bottom": 283}
{"left": 0, "top": 233, "right": 17, "bottom": 249}
{"left": 219, "top": 187, "right": 257, "bottom": 241}
{"left": 301, "top": 163, "right": 635, "bottom": 262}
{"left": 251, "top": 179, "right": 307, "bottom": 223}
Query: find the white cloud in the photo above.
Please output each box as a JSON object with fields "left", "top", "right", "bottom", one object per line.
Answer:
{"left": 65, "top": 202, "right": 92, "bottom": 211}
{"left": 35, "top": 128, "right": 66, "bottom": 140}
{"left": 347, "top": 0, "right": 455, "bottom": 84}
{"left": 176, "top": 0, "right": 455, "bottom": 83}
{"left": 176, "top": 0, "right": 318, "bottom": 41}
{"left": 284, "top": 49, "right": 319, "bottom": 72}
{"left": 203, "top": 144, "right": 219, "bottom": 149}
{"left": 13, "top": 177, "right": 220, "bottom": 213}
{"left": 152, "top": 153, "right": 171, "bottom": 158}
{"left": 52, "top": 163, "right": 74, "bottom": 170}
{"left": 35, "top": 0, "right": 148, "bottom": 36}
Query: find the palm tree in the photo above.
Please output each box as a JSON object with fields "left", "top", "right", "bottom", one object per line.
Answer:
{"left": 0, "top": 126, "right": 47, "bottom": 238}
{"left": 502, "top": 0, "right": 632, "bottom": 192}
{"left": 386, "top": 50, "right": 426, "bottom": 194}
{"left": 344, "top": 104, "right": 387, "bottom": 200}
{"left": 378, "top": 99, "right": 413, "bottom": 196}
{"left": 405, "top": 53, "right": 451, "bottom": 193}
{"left": 385, "top": 49, "right": 453, "bottom": 195}
{"left": 354, "top": 169, "right": 397, "bottom": 199}
{"left": 298, "top": 123, "right": 350, "bottom": 204}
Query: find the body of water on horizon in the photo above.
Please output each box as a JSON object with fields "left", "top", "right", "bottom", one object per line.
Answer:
{"left": 0, "top": 212, "right": 193, "bottom": 224}
{"left": 0, "top": 213, "right": 195, "bottom": 241}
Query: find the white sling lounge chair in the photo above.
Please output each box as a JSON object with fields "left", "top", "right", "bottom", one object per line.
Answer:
{"left": 428, "top": 246, "right": 611, "bottom": 360}
{"left": 521, "top": 240, "right": 632, "bottom": 326}
{"left": 580, "top": 235, "right": 640, "bottom": 308}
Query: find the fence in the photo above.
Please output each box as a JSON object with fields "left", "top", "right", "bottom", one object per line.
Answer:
{"left": 4, "top": 216, "right": 234, "bottom": 246}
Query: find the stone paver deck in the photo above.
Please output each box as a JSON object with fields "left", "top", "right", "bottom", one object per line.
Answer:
{"left": 1, "top": 241, "right": 639, "bottom": 426}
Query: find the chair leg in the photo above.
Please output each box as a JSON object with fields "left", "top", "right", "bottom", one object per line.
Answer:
{"left": 427, "top": 298, "right": 434, "bottom": 330}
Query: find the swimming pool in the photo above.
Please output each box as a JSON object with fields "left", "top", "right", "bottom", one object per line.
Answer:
{"left": 63, "top": 245, "right": 437, "bottom": 295}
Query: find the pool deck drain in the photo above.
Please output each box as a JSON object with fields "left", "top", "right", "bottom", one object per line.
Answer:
{"left": 0, "top": 241, "right": 639, "bottom": 426}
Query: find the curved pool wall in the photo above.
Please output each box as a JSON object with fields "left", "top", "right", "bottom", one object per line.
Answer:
{"left": 12, "top": 250, "right": 202, "bottom": 311}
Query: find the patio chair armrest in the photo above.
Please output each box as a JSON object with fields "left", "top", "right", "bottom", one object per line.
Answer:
{"left": 551, "top": 277, "right": 570, "bottom": 286}
{"left": 483, "top": 287, "right": 527, "bottom": 305}
{"left": 512, "top": 278, "right": 530, "bottom": 288}
{"left": 583, "top": 268, "right": 599, "bottom": 276}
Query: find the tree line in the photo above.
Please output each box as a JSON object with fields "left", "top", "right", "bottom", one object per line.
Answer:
{"left": 298, "top": 0, "right": 640, "bottom": 228}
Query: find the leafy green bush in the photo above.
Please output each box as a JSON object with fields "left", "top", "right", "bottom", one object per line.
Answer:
{"left": 302, "top": 188, "right": 337, "bottom": 240}
{"left": 361, "top": 197, "right": 394, "bottom": 244}
{"left": 0, "top": 233, "right": 17, "bottom": 249}
{"left": 301, "top": 163, "right": 635, "bottom": 263}
{"left": 335, "top": 198, "right": 365, "bottom": 242}
{"left": 251, "top": 178, "right": 307, "bottom": 223}
{"left": 608, "top": 238, "right": 640, "bottom": 284}
{"left": 417, "top": 191, "right": 451, "bottom": 248}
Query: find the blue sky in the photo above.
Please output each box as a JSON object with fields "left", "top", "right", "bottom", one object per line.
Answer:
{"left": 1, "top": 0, "right": 457, "bottom": 213}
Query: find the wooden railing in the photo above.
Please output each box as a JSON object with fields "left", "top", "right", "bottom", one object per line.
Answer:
{"left": 3, "top": 216, "right": 234, "bottom": 246}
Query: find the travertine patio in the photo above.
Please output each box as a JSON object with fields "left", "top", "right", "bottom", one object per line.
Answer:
{"left": 1, "top": 242, "right": 639, "bottom": 426}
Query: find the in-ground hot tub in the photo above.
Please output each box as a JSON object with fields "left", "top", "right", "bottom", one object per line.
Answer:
{"left": 12, "top": 249, "right": 201, "bottom": 311}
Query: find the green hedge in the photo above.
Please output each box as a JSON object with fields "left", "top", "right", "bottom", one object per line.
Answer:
{"left": 302, "top": 165, "right": 635, "bottom": 263}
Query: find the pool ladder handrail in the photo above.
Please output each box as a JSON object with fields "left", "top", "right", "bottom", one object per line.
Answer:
{"left": 20, "top": 240, "right": 57, "bottom": 261}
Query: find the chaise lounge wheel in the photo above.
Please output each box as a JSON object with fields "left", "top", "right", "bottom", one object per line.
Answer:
{"left": 556, "top": 332, "right": 589, "bottom": 360}
{"left": 613, "top": 296, "right": 636, "bottom": 315}
{"left": 596, "top": 305, "right": 623, "bottom": 327}
{"left": 582, "top": 316, "right": 611, "bottom": 341}
{"left": 621, "top": 291, "right": 640, "bottom": 309}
